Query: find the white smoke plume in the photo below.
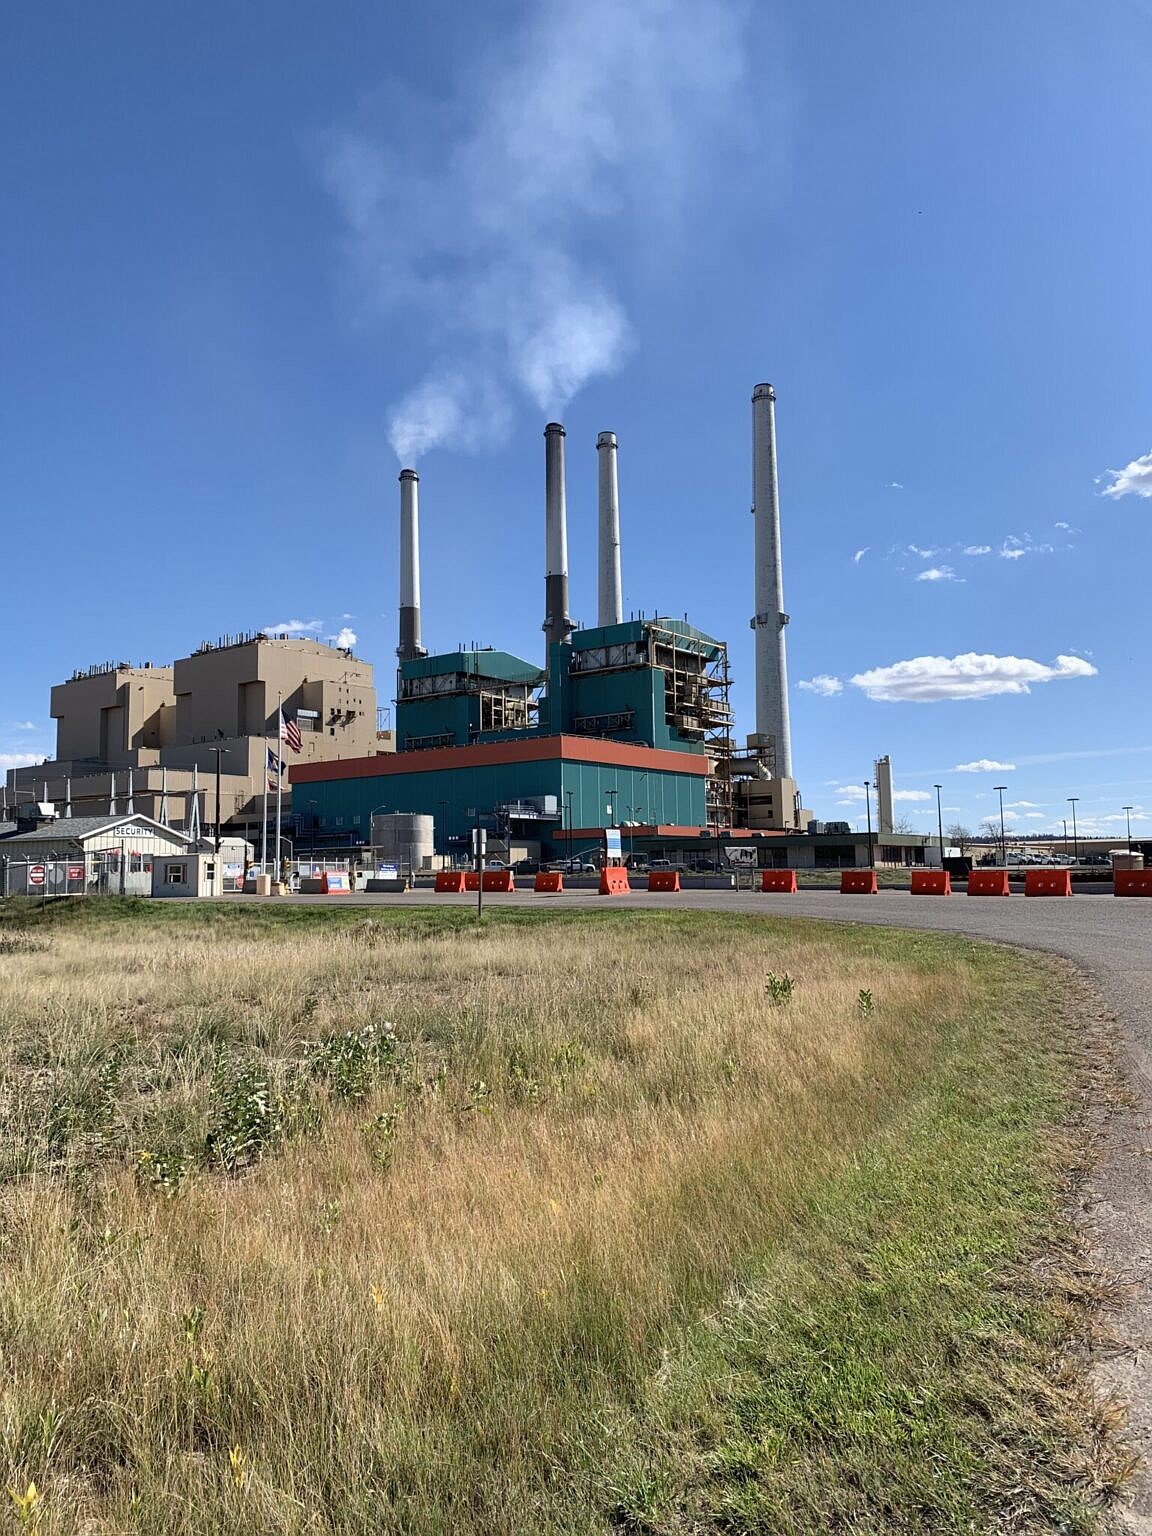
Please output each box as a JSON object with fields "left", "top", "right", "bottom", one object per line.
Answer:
{"left": 322, "top": 0, "right": 753, "bottom": 461}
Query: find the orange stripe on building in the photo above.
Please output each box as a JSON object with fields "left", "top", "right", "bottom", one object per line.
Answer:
{"left": 290, "top": 734, "right": 711, "bottom": 784}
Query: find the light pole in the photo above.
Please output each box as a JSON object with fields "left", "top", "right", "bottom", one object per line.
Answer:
{"left": 993, "top": 785, "right": 1008, "bottom": 867}
{"left": 565, "top": 789, "right": 574, "bottom": 871}
{"left": 1062, "top": 818, "right": 1069, "bottom": 862}
{"left": 1068, "top": 796, "right": 1079, "bottom": 864}
{"left": 934, "top": 783, "right": 944, "bottom": 866}
{"left": 605, "top": 788, "right": 618, "bottom": 827}
{"left": 864, "top": 780, "right": 875, "bottom": 870}
{"left": 1123, "top": 804, "right": 1134, "bottom": 854}
{"left": 208, "top": 746, "right": 228, "bottom": 857}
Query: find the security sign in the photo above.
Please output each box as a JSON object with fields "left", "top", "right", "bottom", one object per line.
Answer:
{"left": 67, "top": 864, "right": 84, "bottom": 881}
{"left": 27, "top": 865, "right": 46, "bottom": 886}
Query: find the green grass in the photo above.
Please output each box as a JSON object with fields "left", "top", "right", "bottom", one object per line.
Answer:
{"left": 0, "top": 900, "right": 1127, "bottom": 1534}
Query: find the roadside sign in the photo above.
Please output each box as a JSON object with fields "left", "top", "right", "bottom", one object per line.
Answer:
{"left": 724, "top": 845, "right": 757, "bottom": 866}
{"left": 471, "top": 828, "right": 487, "bottom": 857}
{"left": 27, "top": 865, "right": 45, "bottom": 886}
{"left": 604, "top": 828, "right": 622, "bottom": 860}
{"left": 67, "top": 864, "right": 84, "bottom": 881}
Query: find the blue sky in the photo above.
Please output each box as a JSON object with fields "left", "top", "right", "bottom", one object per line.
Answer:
{"left": 3, "top": 0, "right": 1150, "bottom": 838}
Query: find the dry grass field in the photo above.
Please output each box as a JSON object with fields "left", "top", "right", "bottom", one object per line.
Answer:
{"left": 0, "top": 901, "right": 1127, "bottom": 1534}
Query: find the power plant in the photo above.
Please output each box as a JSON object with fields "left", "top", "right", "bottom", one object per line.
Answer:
{"left": 293, "top": 384, "right": 813, "bottom": 862}
{"left": 5, "top": 381, "right": 940, "bottom": 877}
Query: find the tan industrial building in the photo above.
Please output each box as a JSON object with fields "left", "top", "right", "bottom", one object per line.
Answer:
{"left": 5, "top": 632, "right": 391, "bottom": 842}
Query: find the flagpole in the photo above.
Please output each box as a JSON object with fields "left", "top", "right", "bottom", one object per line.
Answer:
{"left": 275, "top": 691, "right": 283, "bottom": 883}
{"left": 261, "top": 736, "right": 269, "bottom": 873}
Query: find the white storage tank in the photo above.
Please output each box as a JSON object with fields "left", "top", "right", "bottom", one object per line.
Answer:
{"left": 371, "top": 812, "right": 435, "bottom": 871}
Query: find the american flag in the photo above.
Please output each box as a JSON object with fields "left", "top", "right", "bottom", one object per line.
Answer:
{"left": 279, "top": 711, "right": 302, "bottom": 754}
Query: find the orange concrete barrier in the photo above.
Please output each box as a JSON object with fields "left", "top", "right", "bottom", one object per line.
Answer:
{"left": 761, "top": 869, "right": 798, "bottom": 893}
{"left": 599, "top": 866, "right": 631, "bottom": 895}
{"left": 464, "top": 871, "right": 479, "bottom": 891}
{"left": 535, "top": 871, "right": 564, "bottom": 893}
{"left": 482, "top": 869, "right": 516, "bottom": 893}
{"left": 1025, "top": 868, "right": 1072, "bottom": 897}
{"left": 841, "top": 870, "right": 878, "bottom": 894}
{"left": 1115, "top": 870, "right": 1152, "bottom": 897}
{"left": 647, "top": 871, "right": 681, "bottom": 892}
{"left": 910, "top": 870, "right": 951, "bottom": 895}
{"left": 320, "top": 872, "right": 351, "bottom": 894}
{"left": 967, "top": 870, "right": 1011, "bottom": 896}
{"left": 435, "top": 871, "right": 467, "bottom": 893}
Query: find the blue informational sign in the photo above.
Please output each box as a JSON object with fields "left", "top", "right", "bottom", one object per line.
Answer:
{"left": 604, "top": 828, "right": 622, "bottom": 861}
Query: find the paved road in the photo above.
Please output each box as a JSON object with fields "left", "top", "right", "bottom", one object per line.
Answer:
{"left": 241, "top": 885, "right": 1152, "bottom": 1525}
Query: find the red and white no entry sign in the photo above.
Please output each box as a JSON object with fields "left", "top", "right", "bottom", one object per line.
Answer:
{"left": 27, "top": 865, "right": 45, "bottom": 886}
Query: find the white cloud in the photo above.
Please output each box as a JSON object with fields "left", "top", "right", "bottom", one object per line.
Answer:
{"left": 907, "top": 544, "right": 937, "bottom": 559}
{"left": 954, "top": 759, "right": 1017, "bottom": 772}
{"left": 1005, "top": 800, "right": 1042, "bottom": 809}
{"left": 322, "top": 0, "right": 755, "bottom": 460}
{"left": 851, "top": 651, "right": 1097, "bottom": 704}
{"left": 962, "top": 545, "right": 992, "bottom": 556}
{"left": 0, "top": 752, "right": 44, "bottom": 770}
{"left": 852, "top": 548, "right": 869, "bottom": 564}
{"left": 886, "top": 481, "right": 904, "bottom": 490}
{"left": 1101, "top": 450, "right": 1152, "bottom": 500}
{"left": 797, "top": 674, "right": 842, "bottom": 697}
{"left": 1053, "top": 521, "right": 1078, "bottom": 532}
{"left": 999, "top": 534, "right": 1053, "bottom": 560}
{"left": 262, "top": 619, "right": 323, "bottom": 637}
{"left": 832, "top": 784, "right": 866, "bottom": 801}
{"left": 830, "top": 784, "right": 929, "bottom": 805}
{"left": 1022, "top": 812, "right": 1046, "bottom": 820}
{"left": 12, "top": 721, "right": 38, "bottom": 732}
{"left": 916, "top": 565, "right": 961, "bottom": 582}
{"left": 329, "top": 627, "right": 358, "bottom": 649}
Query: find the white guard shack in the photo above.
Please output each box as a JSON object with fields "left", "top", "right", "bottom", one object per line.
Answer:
{"left": 1, "top": 814, "right": 192, "bottom": 896}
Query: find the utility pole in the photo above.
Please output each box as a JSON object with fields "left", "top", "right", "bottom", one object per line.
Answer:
{"left": 1123, "top": 804, "right": 1134, "bottom": 854}
{"left": 934, "top": 783, "right": 944, "bottom": 867}
{"left": 209, "top": 746, "right": 228, "bottom": 858}
{"left": 994, "top": 785, "right": 1008, "bottom": 867}
{"left": 1068, "top": 796, "right": 1079, "bottom": 864}
{"left": 473, "top": 809, "right": 485, "bottom": 921}
{"left": 864, "top": 780, "right": 875, "bottom": 870}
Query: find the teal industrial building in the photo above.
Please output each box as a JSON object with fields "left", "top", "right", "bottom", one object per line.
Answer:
{"left": 292, "top": 616, "right": 730, "bottom": 860}
{"left": 292, "top": 399, "right": 928, "bottom": 869}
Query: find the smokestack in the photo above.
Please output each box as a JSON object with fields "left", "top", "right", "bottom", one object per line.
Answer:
{"left": 751, "top": 383, "right": 793, "bottom": 779}
{"left": 397, "top": 468, "right": 427, "bottom": 663}
{"left": 596, "top": 431, "right": 623, "bottom": 627}
{"left": 874, "top": 755, "right": 894, "bottom": 835}
{"left": 543, "top": 422, "right": 574, "bottom": 648}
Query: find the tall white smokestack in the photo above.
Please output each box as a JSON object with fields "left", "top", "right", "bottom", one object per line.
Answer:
{"left": 397, "top": 468, "right": 427, "bottom": 662}
{"left": 874, "top": 755, "right": 894, "bottom": 835}
{"left": 544, "top": 422, "right": 574, "bottom": 648}
{"left": 596, "top": 431, "right": 623, "bottom": 627}
{"left": 751, "top": 383, "right": 793, "bottom": 779}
